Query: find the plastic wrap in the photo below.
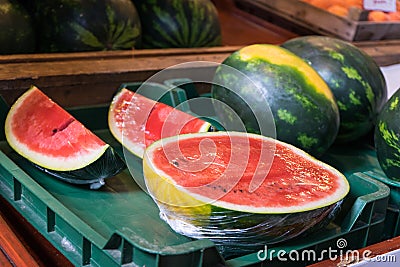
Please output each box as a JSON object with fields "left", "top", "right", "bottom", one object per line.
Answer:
{"left": 155, "top": 200, "right": 343, "bottom": 258}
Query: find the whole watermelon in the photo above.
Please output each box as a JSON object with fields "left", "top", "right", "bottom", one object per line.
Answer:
{"left": 211, "top": 44, "right": 340, "bottom": 158}
{"left": 0, "top": 0, "right": 35, "bottom": 54}
{"left": 33, "top": 0, "right": 141, "bottom": 52}
{"left": 132, "top": 0, "right": 221, "bottom": 48}
{"left": 282, "top": 36, "right": 387, "bottom": 143}
{"left": 374, "top": 88, "right": 400, "bottom": 182}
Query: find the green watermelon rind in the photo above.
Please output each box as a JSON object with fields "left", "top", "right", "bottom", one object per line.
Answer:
{"left": 374, "top": 89, "right": 400, "bottom": 182}
{"left": 282, "top": 36, "right": 387, "bottom": 144}
{"left": 34, "top": 0, "right": 141, "bottom": 53}
{"left": 135, "top": 0, "right": 221, "bottom": 49}
{"left": 32, "top": 146, "right": 126, "bottom": 185}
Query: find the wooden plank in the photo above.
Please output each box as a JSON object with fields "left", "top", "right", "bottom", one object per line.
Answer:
{"left": 354, "top": 39, "right": 400, "bottom": 66}
{"left": 1, "top": 40, "right": 400, "bottom": 108}
{"left": 0, "top": 196, "right": 73, "bottom": 267}
{"left": 0, "top": 213, "right": 40, "bottom": 267}
{"left": 0, "top": 250, "right": 13, "bottom": 267}
{"left": 213, "top": 0, "right": 298, "bottom": 45}
{"left": 0, "top": 47, "right": 238, "bottom": 107}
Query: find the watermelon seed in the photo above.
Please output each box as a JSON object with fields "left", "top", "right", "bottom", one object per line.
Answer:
{"left": 171, "top": 159, "right": 179, "bottom": 167}
{"left": 52, "top": 118, "right": 75, "bottom": 135}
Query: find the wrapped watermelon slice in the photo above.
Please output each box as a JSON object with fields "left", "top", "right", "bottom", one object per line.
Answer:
{"left": 143, "top": 131, "right": 350, "bottom": 256}
{"left": 4, "top": 86, "right": 125, "bottom": 188}
{"left": 108, "top": 88, "right": 212, "bottom": 158}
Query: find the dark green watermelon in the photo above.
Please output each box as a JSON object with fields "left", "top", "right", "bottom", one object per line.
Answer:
{"left": 0, "top": 0, "right": 35, "bottom": 54}
{"left": 282, "top": 36, "right": 387, "bottom": 143}
{"left": 211, "top": 44, "right": 340, "bottom": 158}
{"left": 132, "top": 0, "right": 221, "bottom": 48}
{"left": 374, "top": 89, "right": 400, "bottom": 182}
{"left": 34, "top": 0, "right": 141, "bottom": 52}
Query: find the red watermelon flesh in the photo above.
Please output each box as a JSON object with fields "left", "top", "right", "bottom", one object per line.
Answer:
{"left": 108, "top": 88, "right": 211, "bottom": 158}
{"left": 5, "top": 86, "right": 109, "bottom": 171}
{"left": 144, "top": 131, "right": 349, "bottom": 214}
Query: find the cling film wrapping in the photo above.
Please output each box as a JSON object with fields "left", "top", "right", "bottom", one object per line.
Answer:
{"left": 155, "top": 200, "right": 342, "bottom": 257}
{"left": 142, "top": 131, "right": 349, "bottom": 258}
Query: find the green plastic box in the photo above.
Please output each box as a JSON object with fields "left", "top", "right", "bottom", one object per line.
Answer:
{"left": 0, "top": 84, "right": 391, "bottom": 266}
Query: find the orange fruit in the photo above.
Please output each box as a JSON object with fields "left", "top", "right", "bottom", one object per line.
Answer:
{"left": 308, "top": 0, "right": 331, "bottom": 9}
{"left": 327, "top": 4, "right": 348, "bottom": 17}
{"left": 346, "top": 0, "right": 363, "bottom": 8}
{"left": 388, "top": 11, "right": 400, "bottom": 21}
{"left": 368, "top": 11, "right": 389, "bottom": 21}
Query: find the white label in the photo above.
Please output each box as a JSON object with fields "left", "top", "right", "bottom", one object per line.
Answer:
{"left": 363, "top": 0, "right": 397, "bottom": 12}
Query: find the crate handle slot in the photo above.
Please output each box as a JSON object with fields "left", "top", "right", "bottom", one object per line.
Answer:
{"left": 341, "top": 172, "right": 390, "bottom": 232}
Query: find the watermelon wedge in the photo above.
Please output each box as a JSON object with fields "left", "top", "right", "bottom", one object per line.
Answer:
{"left": 108, "top": 88, "right": 212, "bottom": 158}
{"left": 4, "top": 86, "right": 125, "bottom": 185}
{"left": 143, "top": 131, "right": 349, "bottom": 254}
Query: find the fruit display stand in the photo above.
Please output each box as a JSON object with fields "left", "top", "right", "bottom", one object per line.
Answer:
{"left": 0, "top": 82, "right": 393, "bottom": 266}
{"left": 1, "top": 0, "right": 400, "bottom": 266}
{"left": 235, "top": 0, "right": 400, "bottom": 42}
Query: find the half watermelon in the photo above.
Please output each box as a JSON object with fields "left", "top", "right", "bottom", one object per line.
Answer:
{"left": 108, "top": 88, "right": 212, "bottom": 158}
{"left": 4, "top": 86, "right": 125, "bottom": 186}
{"left": 143, "top": 131, "right": 350, "bottom": 255}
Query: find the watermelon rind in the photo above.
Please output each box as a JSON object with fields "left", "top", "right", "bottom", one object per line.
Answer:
{"left": 108, "top": 89, "right": 144, "bottom": 158}
{"left": 4, "top": 86, "right": 118, "bottom": 173}
{"left": 108, "top": 88, "right": 212, "bottom": 158}
{"left": 143, "top": 131, "right": 349, "bottom": 255}
{"left": 32, "top": 146, "right": 126, "bottom": 186}
{"left": 374, "top": 88, "right": 400, "bottom": 181}
{"left": 133, "top": 0, "right": 221, "bottom": 48}
{"left": 282, "top": 36, "right": 387, "bottom": 143}
{"left": 33, "top": 0, "right": 141, "bottom": 52}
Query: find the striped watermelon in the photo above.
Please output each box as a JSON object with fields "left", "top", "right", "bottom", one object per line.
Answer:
{"left": 133, "top": 0, "right": 221, "bottom": 48}
{"left": 33, "top": 0, "right": 141, "bottom": 52}
{"left": 282, "top": 36, "right": 387, "bottom": 143}
{"left": 211, "top": 44, "right": 340, "bottom": 158}
{"left": 0, "top": 0, "right": 35, "bottom": 54}
{"left": 375, "top": 88, "right": 400, "bottom": 181}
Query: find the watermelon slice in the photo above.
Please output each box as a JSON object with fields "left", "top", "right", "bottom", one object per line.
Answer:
{"left": 108, "top": 88, "right": 212, "bottom": 158}
{"left": 4, "top": 86, "right": 125, "bottom": 186}
{"left": 143, "top": 131, "right": 349, "bottom": 254}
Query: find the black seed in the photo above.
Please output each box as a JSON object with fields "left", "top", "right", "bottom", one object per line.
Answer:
{"left": 171, "top": 160, "right": 179, "bottom": 167}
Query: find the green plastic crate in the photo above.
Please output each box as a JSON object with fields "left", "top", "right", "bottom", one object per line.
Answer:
{"left": 0, "top": 84, "right": 391, "bottom": 266}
